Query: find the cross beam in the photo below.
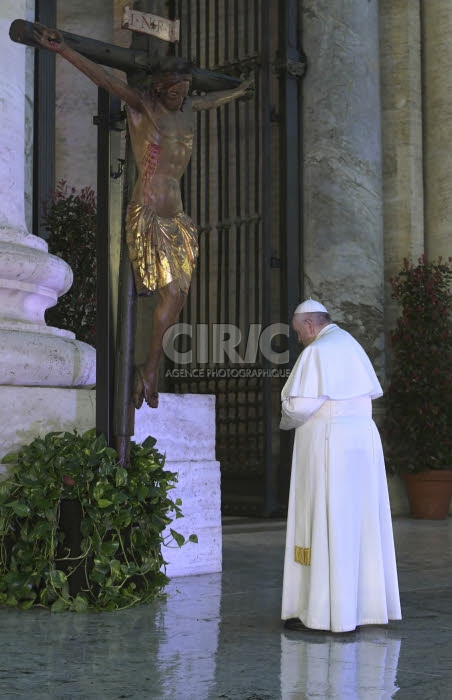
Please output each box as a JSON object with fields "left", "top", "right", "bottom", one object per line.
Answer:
{"left": 9, "top": 19, "right": 241, "bottom": 92}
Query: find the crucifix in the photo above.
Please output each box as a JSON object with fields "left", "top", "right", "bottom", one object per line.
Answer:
{"left": 10, "top": 5, "right": 253, "bottom": 466}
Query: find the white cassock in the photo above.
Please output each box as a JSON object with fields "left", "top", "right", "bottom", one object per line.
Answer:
{"left": 280, "top": 324, "right": 401, "bottom": 632}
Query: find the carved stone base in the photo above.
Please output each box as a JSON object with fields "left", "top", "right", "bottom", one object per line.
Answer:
{"left": 0, "top": 386, "right": 96, "bottom": 466}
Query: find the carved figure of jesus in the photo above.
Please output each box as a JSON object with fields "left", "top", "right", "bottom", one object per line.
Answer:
{"left": 32, "top": 23, "right": 253, "bottom": 409}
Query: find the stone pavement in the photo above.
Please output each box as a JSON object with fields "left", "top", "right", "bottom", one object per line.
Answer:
{"left": 0, "top": 517, "right": 451, "bottom": 699}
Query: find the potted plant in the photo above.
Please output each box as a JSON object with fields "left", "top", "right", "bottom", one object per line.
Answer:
{"left": 384, "top": 255, "right": 452, "bottom": 518}
{"left": 0, "top": 429, "right": 197, "bottom": 611}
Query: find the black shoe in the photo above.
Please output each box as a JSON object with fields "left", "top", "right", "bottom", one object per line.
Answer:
{"left": 283, "top": 617, "right": 309, "bottom": 631}
{"left": 283, "top": 618, "right": 331, "bottom": 634}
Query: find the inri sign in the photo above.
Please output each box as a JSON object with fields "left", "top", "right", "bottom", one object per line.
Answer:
{"left": 121, "top": 6, "right": 180, "bottom": 43}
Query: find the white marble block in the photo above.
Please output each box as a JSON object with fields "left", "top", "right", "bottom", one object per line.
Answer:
{"left": 134, "top": 393, "right": 222, "bottom": 577}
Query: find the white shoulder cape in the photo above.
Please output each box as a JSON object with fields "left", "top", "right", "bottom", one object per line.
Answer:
{"left": 282, "top": 324, "right": 383, "bottom": 401}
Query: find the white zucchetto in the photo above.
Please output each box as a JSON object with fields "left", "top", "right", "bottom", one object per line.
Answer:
{"left": 294, "top": 298, "right": 328, "bottom": 314}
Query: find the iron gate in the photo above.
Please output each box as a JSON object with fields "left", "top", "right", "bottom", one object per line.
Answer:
{"left": 165, "top": 0, "right": 304, "bottom": 516}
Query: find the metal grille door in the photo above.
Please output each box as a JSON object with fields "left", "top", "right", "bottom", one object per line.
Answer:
{"left": 166, "top": 0, "right": 303, "bottom": 515}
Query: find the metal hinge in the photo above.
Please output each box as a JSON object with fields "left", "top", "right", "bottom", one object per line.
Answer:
{"left": 275, "top": 52, "right": 307, "bottom": 79}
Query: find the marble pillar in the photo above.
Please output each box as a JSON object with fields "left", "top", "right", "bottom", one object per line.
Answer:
{"left": 0, "top": 0, "right": 95, "bottom": 388}
{"left": 301, "top": 0, "right": 385, "bottom": 374}
{"left": 1, "top": 0, "right": 34, "bottom": 242}
{"left": 422, "top": 1, "right": 452, "bottom": 261}
{"left": 379, "top": 1, "right": 424, "bottom": 341}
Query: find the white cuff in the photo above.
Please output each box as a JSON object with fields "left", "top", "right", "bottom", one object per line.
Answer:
{"left": 279, "top": 396, "right": 327, "bottom": 430}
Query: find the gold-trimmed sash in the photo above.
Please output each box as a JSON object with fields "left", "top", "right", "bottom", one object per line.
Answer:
{"left": 294, "top": 546, "right": 311, "bottom": 566}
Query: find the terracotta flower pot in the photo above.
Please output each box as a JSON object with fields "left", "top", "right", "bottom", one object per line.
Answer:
{"left": 403, "top": 470, "right": 452, "bottom": 519}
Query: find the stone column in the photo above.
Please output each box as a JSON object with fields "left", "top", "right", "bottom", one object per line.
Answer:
{"left": 301, "top": 0, "right": 385, "bottom": 375}
{"left": 56, "top": 0, "right": 116, "bottom": 191}
{"left": 422, "top": 1, "right": 452, "bottom": 261}
{"left": 0, "top": 0, "right": 95, "bottom": 387}
{"left": 379, "top": 0, "right": 424, "bottom": 339}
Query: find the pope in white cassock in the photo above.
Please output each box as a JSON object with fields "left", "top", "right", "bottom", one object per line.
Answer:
{"left": 280, "top": 299, "right": 402, "bottom": 633}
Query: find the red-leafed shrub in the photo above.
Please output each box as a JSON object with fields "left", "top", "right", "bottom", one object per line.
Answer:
{"left": 43, "top": 181, "right": 97, "bottom": 347}
{"left": 385, "top": 255, "right": 452, "bottom": 473}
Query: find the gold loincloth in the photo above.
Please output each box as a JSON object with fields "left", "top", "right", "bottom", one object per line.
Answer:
{"left": 125, "top": 202, "right": 199, "bottom": 295}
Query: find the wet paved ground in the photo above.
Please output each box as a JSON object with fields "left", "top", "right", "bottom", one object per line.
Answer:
{"left": 0, "top": 516, "right": 451, "bottom": 699}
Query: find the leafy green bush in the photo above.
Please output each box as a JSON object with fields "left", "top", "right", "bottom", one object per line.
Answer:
{"left": 0, "top": 430, "right": 196, "bottom": 611}
{"left": 44, "top": 181, "right": 97, "bottom": 347}
{"left": 384, "top": 256, "right": 452, "bottom": 473}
